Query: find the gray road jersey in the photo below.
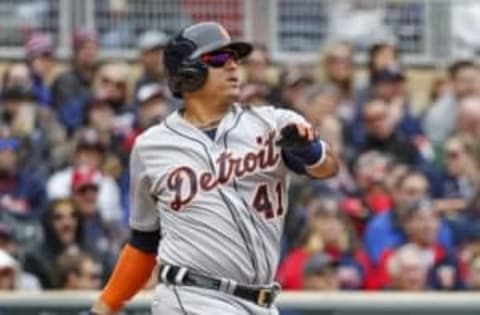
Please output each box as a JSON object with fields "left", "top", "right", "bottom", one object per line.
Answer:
{"left": 129, "top": 104, "right": 307, "bottom": 285}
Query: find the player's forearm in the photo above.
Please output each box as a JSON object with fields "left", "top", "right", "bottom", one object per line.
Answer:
{"left": 91, "top": 243, "right": 157, "bottom": 314}
{"left": 305, "top": 148, "right": 339, "bottom": 179}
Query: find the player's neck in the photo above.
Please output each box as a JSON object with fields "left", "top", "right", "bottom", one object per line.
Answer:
{"left": 183, "top": 98, "right": 231, "bottom": 129}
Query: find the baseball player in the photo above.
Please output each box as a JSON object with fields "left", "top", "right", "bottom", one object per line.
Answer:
{"left": 90, "top": 21, "right": 338, "bottom": 315}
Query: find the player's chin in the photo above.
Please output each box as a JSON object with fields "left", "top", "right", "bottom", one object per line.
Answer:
{"left": 224, "top": 86, "right": 241, "bottom": 101}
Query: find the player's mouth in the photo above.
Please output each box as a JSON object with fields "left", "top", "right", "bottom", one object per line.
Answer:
{"left": 227, "top": 76, "right": 239, "bottom": 86}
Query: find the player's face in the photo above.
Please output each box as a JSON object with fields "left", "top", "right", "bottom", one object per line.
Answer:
{"left": 199, "top": 49, "right": 241, "bottom": 102}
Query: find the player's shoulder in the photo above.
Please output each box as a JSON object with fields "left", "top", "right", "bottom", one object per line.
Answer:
{"left": 240, "top": 103, "right": 305, "bottom": 124}
{"left": 132, "top": 113, "right": 176, "bottom": 151}
{"left": 134, "top": 124, "right": 166, "bottom": 147}
{"left": 241, "top": 103, "right": 298, "bottom": 116}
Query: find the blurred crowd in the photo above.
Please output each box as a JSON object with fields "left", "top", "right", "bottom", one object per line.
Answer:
{"left": 1, "top": 26, "right": 480, "bottom": 295}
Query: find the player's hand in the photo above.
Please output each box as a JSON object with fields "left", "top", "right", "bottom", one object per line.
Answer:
{"left": 276, "top": 123, "right": 316, "bottom": 151}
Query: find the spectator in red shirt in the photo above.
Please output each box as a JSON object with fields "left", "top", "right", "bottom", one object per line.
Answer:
{"left": 302, "top": 253, "right": 339, "bottom": 291}
{"left": 364, "top": 171, "right": 454, "bottom": 265}
{"left": 276, "top": 225, "right": 323, "bottom": 290}
{"left": 378, "top": 198, "right": 463, "bottom": 290}
{"left": 278, "top": 198, "right": 369, "bottom": 290}
{"left": 385, "top": 243, "right": 429, "bottom": 291}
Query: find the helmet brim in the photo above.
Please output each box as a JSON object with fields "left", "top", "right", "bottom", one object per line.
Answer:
{"left": 190, "top": 40, "right": 253, "bottom": 60}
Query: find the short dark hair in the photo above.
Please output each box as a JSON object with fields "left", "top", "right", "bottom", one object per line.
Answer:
{"left": 448, "top": 60, "right": 479, "bottom": 78}
{"left": 368, "top": 43, "right": 400, "bottom": 74}
{"left": 55, "top": 252, "right": 94, "bottom": 288}
{"left": 396, "top": 170, "right": 429, "bottom": 192}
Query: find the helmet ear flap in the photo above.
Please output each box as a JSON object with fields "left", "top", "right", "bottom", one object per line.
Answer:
{"left": 177, "top": 60, "right": 208, "bottom": 93}
{"left": 164, "top": 34, "right": 208, "bottom": 98}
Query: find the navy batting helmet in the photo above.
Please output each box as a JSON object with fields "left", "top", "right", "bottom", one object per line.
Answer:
{"left": 163, "top": 21, "right": 253, "bottom": 98}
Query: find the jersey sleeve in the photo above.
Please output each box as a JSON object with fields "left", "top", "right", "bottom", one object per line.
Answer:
{"left": 128, "top": 143, "right": 160, "bottom": 232}
{"left": 273, "top": 108, "right": 309, "bottom": 129}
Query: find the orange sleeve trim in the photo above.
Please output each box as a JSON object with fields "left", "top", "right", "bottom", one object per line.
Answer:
{"left": 100, "top": 244, "right": 157, "bottom": 311}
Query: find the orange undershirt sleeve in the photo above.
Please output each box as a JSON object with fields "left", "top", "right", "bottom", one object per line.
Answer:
{"left": 100, "top": 243, "right": 157, "bottom": 311}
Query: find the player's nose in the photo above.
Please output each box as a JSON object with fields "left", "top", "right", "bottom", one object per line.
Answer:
{"left": 224, "top": 58, "right": 238, "bottom": 71}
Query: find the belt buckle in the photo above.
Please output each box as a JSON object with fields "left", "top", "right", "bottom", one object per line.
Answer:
{"left": 256, "top": 288, "right": 271, "bottom": 307}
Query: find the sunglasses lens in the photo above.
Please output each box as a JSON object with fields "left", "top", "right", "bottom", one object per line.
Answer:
{"left": 201, "top": 51, "right": 237, "bottom": 68}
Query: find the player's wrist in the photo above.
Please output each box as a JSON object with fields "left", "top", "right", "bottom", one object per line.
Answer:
{"left": 286, "top": 140, "right": 326, "bottom": 166}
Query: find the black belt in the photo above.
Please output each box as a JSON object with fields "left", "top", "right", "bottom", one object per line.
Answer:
{"left": 158, "top": 264, "right": 280, "bottom": 308}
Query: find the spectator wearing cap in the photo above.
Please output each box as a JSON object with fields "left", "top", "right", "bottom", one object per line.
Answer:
{"left": 377, "top": 199, "right": 463, "bottom": 290}
{"left": 136, "top": 84, "right": 171, "bottom": 129}
{"left": 24, "top": 32, "right": 54, "bottom": 107}
{"left": 355, "top": 41, "right": 401, "bottom": 105}
{"left": 364, "top": 171, "right": 454, "bottom": 267}
{"left": 123, "top": 83, "right": 171, "bottom": 153}
{"left": 135, "top": 30, "right": 169, "bottom": 95}
{"left": 423, "top": 60, "right": 480, "bottom": 147}
{"left": 302, "top": 253, "right": 339, "bottom": 291}
{"left": 272, "top": 67, "right": 314, "bottom": 110}
{"left": 47, "top": 128, "right": 123, "bottom": 224}
{"left": 354, "top": 99, "right": 421, "bottom": 166}
{"left": 51, "top": 29, "right": 98, "bottom": 111}
{"left": 0, "top": 249, "right": 40, "bottom": 291}
{"left": 71, "top": 165, "right": 118, "bottom": 279}
{"left": 0, "top": 134, "right": 46, "bottom": 219}
{"left": 350, "top": 68, "right": 426, "bottom": 158}
{"left": 372, "top": 67, "right": 424, "bottom": 140}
